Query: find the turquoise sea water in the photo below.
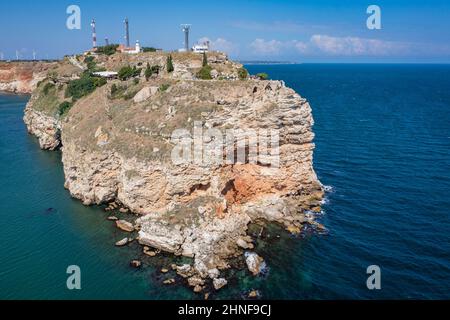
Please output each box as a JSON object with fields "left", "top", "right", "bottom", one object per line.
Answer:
{"left": 1, "top": 64, "right": 449, "bottom": 299}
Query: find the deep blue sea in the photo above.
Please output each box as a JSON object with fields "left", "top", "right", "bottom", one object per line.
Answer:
{"left": 0, "top": 64, "right": 449, "bottom": 299}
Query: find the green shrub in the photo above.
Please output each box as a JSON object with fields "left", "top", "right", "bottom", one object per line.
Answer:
{"left": 42, "top": 82, "right": 55, "bottom": 95}
{"left": 65, "top": 74, "right": 107, "bottom": 100}
{"left": 159, "top": 84, "right": 170, "bottom": 92}
{"left": 96, "top": 44, "right": 119, "bottom": 56}
{"left": 58, "top": 101, "right": 73, "bottom": 116}
{"left": 118, "top": 66, "right": 141, "bottom": 81}
{"left": 197, "top": 65, "right": 212, "bottom": 80}
{"left": 202, "top": 52, "right": 208, "bottom": 67}
{"left": 93, "top": 77, "right": 107, "bottom": 87}
{"left": 142, "top": 47, "right": 157, "bottom": 52}
{"left": 133, "top": 78, "right": 140, "bottom": 85}
{"left": 166, "top": 55, "right": 174, "bottom": 73}
{"left": 145, "top": 63, "right": 161, "bottom": 81}
{"left": 256, "top": 73, "right": 269, "bottom": 80}
{"left": 84, "top": 56, "right": 95, "bottom": 63}
{"left": 238, "top": 68, "right": 249, "bottom": 80}
{"left": 83, "top": 56, "right": 98, "bottom": 71}
{"left": 110, "top": 84, "right": 127, "bottom": 99}
{"left": 123, "top": 88, "right": 140, "bottom": 100}
{"left": 111, "top": 84, "right": 118, "bottom": 95}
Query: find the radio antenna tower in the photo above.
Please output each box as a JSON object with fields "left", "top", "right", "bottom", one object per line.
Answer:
{"left": 33, "top": 50, "right": 37, "bottom": 61}
{"left": 124, "top": 18, "right": 130, "bottom": 47}
{"left": 16, "top": 50, "right": 20, "bottom": 61}
{"left": 91, "top": 19, "right": 97, "bottom": 49}
{"left": 181, "top": 24, "right": 191, "bottom": 52}
{"left": 105, "top": 38, "right": 109, "bottom": 46}
{"left": 0, "top": 52, "right": 4, "bottom": 61}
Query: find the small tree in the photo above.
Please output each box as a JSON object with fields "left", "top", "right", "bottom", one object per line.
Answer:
{"left": 145, "top": 63, "right": 152, "bottom": 81}
{"left": 167, "top": 55, "right": 174, "bottom": 73}
{"left": 238, "top": 67, "right": 249, "bottom": 80}
{"left": 111, "top": 84, "right": 118, "bottom": 95}
{"left": 202, "top": 52, "right": 208, "bottom": 67}
{"left": 256, "top": 73, "right": 269, "bottom": 80}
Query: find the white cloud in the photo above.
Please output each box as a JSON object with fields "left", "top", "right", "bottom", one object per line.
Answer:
{"left": 309, "top": 35, "right": 407, "bottom": 56}
{"left": 250, "top": 39, "right": 284, "bottom": 55}
{"left": 248, "top": 35, "right": 409, "bottom": 56}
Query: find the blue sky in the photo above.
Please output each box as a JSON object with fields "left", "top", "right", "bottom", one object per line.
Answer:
{"left": 1, "top": 0, "right": 449, "bottom": 62}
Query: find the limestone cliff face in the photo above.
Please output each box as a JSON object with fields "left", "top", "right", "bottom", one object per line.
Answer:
{"left": 0, "top": 62, "right": 54, "bottom": 94}
{"left": 23, "top": 51, "right": 323, "bottom": 280}
{"left": 23, "top": 101, "right": 61, "bottom": 150}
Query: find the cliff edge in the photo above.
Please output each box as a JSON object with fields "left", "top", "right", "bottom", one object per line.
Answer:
{"left": 23, "top": 51, "right": 323, "bottom": 290}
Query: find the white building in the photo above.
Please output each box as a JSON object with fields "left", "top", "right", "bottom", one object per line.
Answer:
{"left": 119, "top": 40, "right": 142, "bottom": 54}
{"left": 92, "top": 71, "right": 118, "bottom": 79}
{"left": 192, "top": 42, "right": 209, "bottom": 54}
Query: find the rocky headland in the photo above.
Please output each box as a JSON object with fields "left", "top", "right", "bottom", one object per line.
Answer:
{"left": 20, "top": 50, "right": 324, "bottom": 295}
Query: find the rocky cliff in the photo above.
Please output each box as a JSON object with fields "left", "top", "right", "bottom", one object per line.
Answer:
{"left": 0, "top": 61, "right": 56, "bottom": 93}
{"left": 23, "top": 51, "right": 323, "bottom": 291}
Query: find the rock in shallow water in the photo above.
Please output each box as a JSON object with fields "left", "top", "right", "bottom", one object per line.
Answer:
{"left": 213, "top": 278, "right": 228, "bottom": 290}
{"left": 115, "top": 238, "right": 129, "bottom": 247}
{"left": 245, "top": 252, "right": 266, "bottom": 276}
{"left": 130, "top": 260, "right": 142, "bottom": 268}
{"left": 116, "top": 220, "right": 134, "bottom": 232}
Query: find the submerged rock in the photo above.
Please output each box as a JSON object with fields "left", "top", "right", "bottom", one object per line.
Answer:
{"left": 163, "top": 278, "right": 175, "bottom": 285}
{"left": 248, "top": 290, "right": 260, "bottom": 298}
{"left": 130, "top": 260, "right": 142, "bottom": 268}
{"left": 115, "top": 238, "right": 129, "bottom": 247}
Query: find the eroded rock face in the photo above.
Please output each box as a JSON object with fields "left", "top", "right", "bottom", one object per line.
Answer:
{"left": 23, "top": 102, "right": 61, "bottom": 150}
{"left": 0, "top": 62, "right": 53, "bottom": 94}
{"left": 23, "top": 51, "right": 323, "bottom": 281}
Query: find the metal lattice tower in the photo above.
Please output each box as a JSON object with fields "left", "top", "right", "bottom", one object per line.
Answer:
{"left": 124, "top": 18, "right": 130, "bottom": 47}
{"left": 105, "top": 38, "right": 109, "bottom": 46}
{"left": 181, "top": 24, "right": 191, "bottom": 52}
{"left": 91, "top": 19, "right": 97, "bottom": 48}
